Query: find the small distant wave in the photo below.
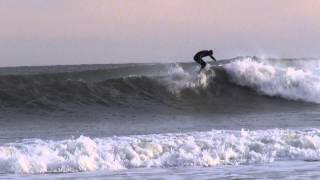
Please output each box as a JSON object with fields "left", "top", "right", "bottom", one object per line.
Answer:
{"left": 1, "top": 129, "right": 320, "bottom": 174}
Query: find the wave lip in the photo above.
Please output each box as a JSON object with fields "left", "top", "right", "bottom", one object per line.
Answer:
{"left": 1, "top": 129, "right": 320, "bottom": 174}
{"left": 224, "top": 58, "right": 320, "bottom": 103}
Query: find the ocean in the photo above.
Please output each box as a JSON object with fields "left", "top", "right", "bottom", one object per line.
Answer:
{"left": 1, "top": 57, "right": 320, "bottom": 179}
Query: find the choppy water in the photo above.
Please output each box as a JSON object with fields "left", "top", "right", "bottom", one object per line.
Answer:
{"left": 1, "top": 57, "right": 320, "bottom": 179}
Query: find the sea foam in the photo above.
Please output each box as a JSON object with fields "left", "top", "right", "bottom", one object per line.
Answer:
{"left": 1, "top": 129, "right": 320, "bottom": 174}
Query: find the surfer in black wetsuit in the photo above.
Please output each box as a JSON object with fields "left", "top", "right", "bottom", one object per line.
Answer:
{"left": 193, "top": 50, "right": 217, "bottom": 70}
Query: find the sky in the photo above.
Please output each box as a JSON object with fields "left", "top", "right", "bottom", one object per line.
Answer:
{"left": 0, "top": 0, "right": 319, "bottom": 67}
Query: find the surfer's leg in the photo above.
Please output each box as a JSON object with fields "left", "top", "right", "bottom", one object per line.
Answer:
{"left": 200, "top": 59, "right": 206, "bottom": 69}
{"left": 194, "top": 57, "right": 206, "bottom": 69}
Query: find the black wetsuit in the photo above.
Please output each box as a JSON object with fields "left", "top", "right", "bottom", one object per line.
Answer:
{"left": 193, "top": 50, "right": 216, "bottom": 69}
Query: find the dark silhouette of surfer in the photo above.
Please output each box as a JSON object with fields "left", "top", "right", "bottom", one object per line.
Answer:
{"left": 193, "top": 50, "right": 217, "bottom": 70}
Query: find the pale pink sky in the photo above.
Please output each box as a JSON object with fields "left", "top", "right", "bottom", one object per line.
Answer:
{"left": 0, "top": 0, "right": 319, "bottom": 66}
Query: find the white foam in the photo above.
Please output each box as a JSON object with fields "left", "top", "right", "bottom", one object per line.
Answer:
{"left": 1, "top": 129, "right": 320, "bottom": 174}
{"left": 224, "top": 57, "right": 320, "bottom": 103}
{"left": 162, "top": 64, "right": 215, "bottom": 93}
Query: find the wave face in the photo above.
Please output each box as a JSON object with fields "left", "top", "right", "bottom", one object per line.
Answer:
{"left": 1, "top": 129, "right": 320, "bottom": 174}
{"left": 0, "top": 57, "right": 319, "bottom": 111}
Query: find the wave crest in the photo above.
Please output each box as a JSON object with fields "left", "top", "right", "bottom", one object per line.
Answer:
{"left": 224, "top": 58, "right": 320, "bottom": 103}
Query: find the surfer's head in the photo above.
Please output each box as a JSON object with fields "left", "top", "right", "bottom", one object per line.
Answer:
{"left": 208, "top": 50, "right": 213, "bottom": 55}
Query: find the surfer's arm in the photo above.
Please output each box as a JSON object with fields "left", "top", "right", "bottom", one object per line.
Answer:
{"left": 209, "top": 55, "right": 217, "bottom": 61}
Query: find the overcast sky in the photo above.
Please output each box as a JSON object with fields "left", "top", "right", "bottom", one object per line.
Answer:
{"left": 0, "top": 0, "right": 319, "bottom": 67}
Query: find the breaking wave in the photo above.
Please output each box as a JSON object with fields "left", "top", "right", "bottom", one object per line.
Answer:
{"left": 224, "top": 58, "right": 320, "bottom": 103}
{"left": 1, "top": 128, "right": 320, "bottom": 174}
{"left": 0, "top": 57, "right": 320, "bottom": 111}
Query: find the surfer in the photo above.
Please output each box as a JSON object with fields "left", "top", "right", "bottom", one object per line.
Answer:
{"left": 193, "top": 50, "right": 217, "bottom": 70}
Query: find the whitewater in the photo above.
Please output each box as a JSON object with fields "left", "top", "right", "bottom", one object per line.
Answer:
{"left": 1, "top": 57, "right": 320, "bottom": 179}
{"left": 2, "top": 129, "right": 320, "bottom": 174}
{"left": 224, "top": 58, "right": 320, "bottom": 103}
